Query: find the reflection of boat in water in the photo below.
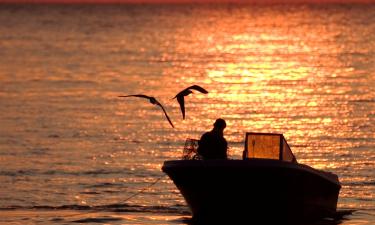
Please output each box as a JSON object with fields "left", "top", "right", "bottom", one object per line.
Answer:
{"left": 162, "top": 133, "right": 341, "bottom": 223}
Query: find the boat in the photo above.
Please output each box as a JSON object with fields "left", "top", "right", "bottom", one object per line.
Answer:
{"left": 162, "top": 132, "right": 341, "bottom": 223}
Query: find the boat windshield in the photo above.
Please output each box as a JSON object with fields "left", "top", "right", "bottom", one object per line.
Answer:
{"left": 245, "top": 133, "right": 296, "bottom": 162}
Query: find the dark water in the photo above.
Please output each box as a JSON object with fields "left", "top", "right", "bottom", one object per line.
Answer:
{"left": 0, "top": 3, "right": 374, "bottom": 224}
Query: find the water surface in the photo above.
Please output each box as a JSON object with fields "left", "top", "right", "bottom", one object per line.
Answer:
{"left": 0, "top": 3, "right": 374, "bottom": 224}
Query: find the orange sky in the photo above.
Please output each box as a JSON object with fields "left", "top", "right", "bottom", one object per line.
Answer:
{"left": 0, "top": 0, "right": 374, "bottom": 3}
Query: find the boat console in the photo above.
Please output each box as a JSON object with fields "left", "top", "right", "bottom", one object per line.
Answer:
{"left": 244, "top": 132, "right": 297, "bottom": 163}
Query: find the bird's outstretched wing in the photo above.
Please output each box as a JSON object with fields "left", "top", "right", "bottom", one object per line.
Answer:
{"left": 118, "top": 94, "right": 174, "bottom": 128}
{"left": 154, "top": 101, "right": 175, "bottom": 128}
{"left": 176, "top": 96, "right": 186, "bottom": 120}
{"left": 118, "top": 94, "right": 151, "bottom": 100}
{"left": 173, "top": 85, "right": 208, "bottom": 120}
{"left": 188, "top": 85, "right": 208, "bottom": 94}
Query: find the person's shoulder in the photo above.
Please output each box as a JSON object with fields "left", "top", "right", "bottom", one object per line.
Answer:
{"left": 200, "top": 131, "right": 213, "bottom": 140}
{"left": 201, "top": 132, "right": 210, "bottom": 138}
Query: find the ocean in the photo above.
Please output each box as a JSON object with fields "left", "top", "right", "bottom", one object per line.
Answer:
{"left": 0, "top": 3, "right": 374, "bottom": 225}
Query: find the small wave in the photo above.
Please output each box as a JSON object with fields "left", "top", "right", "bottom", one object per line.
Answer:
{"left": 0, "top": 169, "right": 38, "bottom": 176}
{"left": 0, "top": 168, "right": 133, "bottom": 176}
{"left": 0, "top": 203, "right": 190, "bottom": 215}
{"left": 333, "top": 209, "right": 355, "bottom": 220}
{"left": 350, "top": 99, "right": 375, "bottom": 103}
{"left": 355, "top": 198, "right": 374, "bottom": 202}
{"left": 344, "top": 181, "right": 375, "bottom": 186}
{"left": 0, "top": 204, "right": 91, "bottom": 211}
{"left": 79, "top": 191, "right": 100, "bottom": 195}
{"left": 87, "top": 182, "right": 125, "bottom": 188}
{"left": 95, "top": 203, "right": 190, "bottom": 214}
{"left": 48, "top": 134, "right": 60, "bottom": 138}
{"left": 72, "top": 217, "right": 123, "bottom": 223}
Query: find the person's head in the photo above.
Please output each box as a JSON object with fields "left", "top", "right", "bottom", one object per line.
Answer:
{"left": 213, "top": 118, "right": 226, "bottom": 131}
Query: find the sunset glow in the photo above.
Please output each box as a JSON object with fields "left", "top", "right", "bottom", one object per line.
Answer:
{"left": 1, "top": 0, "right": 375, "bottom": 3}
{"left": 1, "top": 1, "right": 374, "bottom": 224}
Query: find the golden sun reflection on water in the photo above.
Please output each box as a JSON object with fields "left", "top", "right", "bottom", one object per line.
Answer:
{"left": 158, "top": 6, "right": 375, "bottom": 183}
{"left": 1, "top": 4, "right": 374, "bottom": 224}
{"left": 111, "top": 7, "right": 375, "bottom": 218}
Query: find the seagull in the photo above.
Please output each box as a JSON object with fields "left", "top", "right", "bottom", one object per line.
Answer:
{"left": 173, "top": 85, "right": 208, "bottom": 120}
{"left": 118, "top": 94, "right": 174, "bottom": 128}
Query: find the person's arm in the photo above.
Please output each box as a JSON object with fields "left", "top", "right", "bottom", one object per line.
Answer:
{"left": 224, "top": 138, "right": 228, "bottom": 159}
{"left": 197, "top": 133, "right": 207, "bottom": 155}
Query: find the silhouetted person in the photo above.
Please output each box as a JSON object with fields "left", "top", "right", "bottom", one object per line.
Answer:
{"left": 197, "top": 118, "right": 228, "bottom": 160}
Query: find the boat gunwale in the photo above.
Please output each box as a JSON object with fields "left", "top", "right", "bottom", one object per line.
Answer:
{"left": 162, "top": 159, "right": 341, "bottom": 187}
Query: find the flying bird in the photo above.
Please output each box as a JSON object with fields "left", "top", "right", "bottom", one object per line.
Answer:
{"left": 173, "top": 85, "right": 208, "bottom": 120}
{"left": 118, "top": 94, "right": 174, "bottom": 128}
